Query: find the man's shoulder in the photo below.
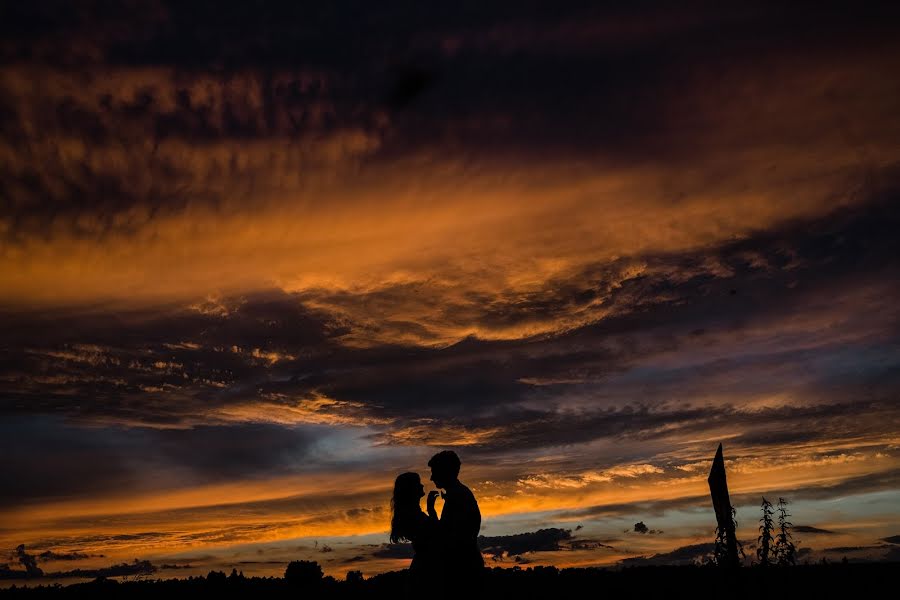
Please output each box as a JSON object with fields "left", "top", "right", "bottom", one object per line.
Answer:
{"left": 455, "top": 482, "right": 478, "bottom": 504}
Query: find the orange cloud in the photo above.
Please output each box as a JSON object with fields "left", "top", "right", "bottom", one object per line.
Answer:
{"left": 209, "top": 393, "right": 392, "bottom": 427}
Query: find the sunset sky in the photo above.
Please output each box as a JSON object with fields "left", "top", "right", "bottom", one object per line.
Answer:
{"left": 2, "top": 0, "right": 900, "bottom": 583}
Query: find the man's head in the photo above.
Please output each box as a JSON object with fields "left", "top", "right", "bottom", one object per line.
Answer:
{"left": 428, "top": 450, "right": 461, "bottom": 489}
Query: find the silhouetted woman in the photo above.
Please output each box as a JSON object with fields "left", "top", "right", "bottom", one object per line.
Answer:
{"left": 390, "top": 472, "right": 442, "bottom": 583}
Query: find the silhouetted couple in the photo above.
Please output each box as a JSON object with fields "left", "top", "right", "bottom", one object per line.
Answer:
{"left": 391, "top": 450, "right": 484, "bottom": 594}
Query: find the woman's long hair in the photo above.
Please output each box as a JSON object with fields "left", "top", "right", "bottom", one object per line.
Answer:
{"left": 390, "top": 472, "right": 422, "bottom": 544}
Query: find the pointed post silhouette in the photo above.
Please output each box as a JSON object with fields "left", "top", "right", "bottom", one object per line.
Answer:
{"left": 708, "top": 443, "right": 739, "bottom": 567}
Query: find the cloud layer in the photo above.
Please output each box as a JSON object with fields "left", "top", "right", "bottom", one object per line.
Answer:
{"left": 2, "top": 0, "right": 900, "bottom": 581}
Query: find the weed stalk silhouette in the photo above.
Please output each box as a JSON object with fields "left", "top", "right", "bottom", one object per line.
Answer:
{"left": 714, "top": 506, "right": 745, "bottom": 567}
{"left": 757, "top": 497, "right": 775, "bottom": 567}
{"left": 775, "top": 497, "right": 797, "bottom": 566}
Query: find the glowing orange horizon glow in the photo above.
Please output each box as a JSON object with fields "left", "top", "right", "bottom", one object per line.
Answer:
{"left": 4, "top": 445, "right": 896, "bottom": 569}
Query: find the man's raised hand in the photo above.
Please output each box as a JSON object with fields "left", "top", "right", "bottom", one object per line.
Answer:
{"left": 427, "top": 490, "right": 441, "bottom": 518}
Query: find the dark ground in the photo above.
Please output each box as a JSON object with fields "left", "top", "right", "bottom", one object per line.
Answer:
{"left": 1, "top": 563, "right": 896, "bottom": 600}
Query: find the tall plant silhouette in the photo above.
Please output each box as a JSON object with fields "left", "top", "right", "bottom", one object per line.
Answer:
{"left": 775, "top": 497, "right": 797, "bottom": 566}
{"left": 757, "top": 497, "right": 775, "bottom": 566}
{"left": 714, "top": 507, "right": 745, "bottom": 566}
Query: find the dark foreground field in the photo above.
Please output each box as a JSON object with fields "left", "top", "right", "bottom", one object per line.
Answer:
{"left": 2, "top": 563, "right": 896, "bottom": 600}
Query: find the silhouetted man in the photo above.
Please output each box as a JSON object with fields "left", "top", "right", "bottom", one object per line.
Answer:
{"left": 428, "top": 450, "right": 484, "bottom": 587}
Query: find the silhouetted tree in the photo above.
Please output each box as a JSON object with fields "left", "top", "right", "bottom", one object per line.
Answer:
{"left": 206, "top": 570, "right": 226, "bottom": 585}
{"left": 757, "top": 497, "right": 775, "bottom": 567}
{"left": 775, "top": 497, "right": 797, "bottom": 566}
{"left": 346, "top": 570, "right": 364, "bottom": 583}
{"left": 284, "top": 560, "right": 323, "bottom": 588}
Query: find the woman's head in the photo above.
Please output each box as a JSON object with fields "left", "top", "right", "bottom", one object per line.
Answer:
{"left": 390, "top": 472, "right": 425, "bottom": 543}
{"left": 394, "top": 472, "right": 425, "bottom": 501}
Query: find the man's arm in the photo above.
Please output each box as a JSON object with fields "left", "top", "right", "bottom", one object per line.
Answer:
{"left": 464, "top": 490, "right": 481, "bottom": 538}
{"left": 442, "top": 486, "right": 480, "bottom": 538}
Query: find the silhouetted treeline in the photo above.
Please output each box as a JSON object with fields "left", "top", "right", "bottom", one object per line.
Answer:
{"left": 1, "top": 562, "right": 897, "bottom": 600}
